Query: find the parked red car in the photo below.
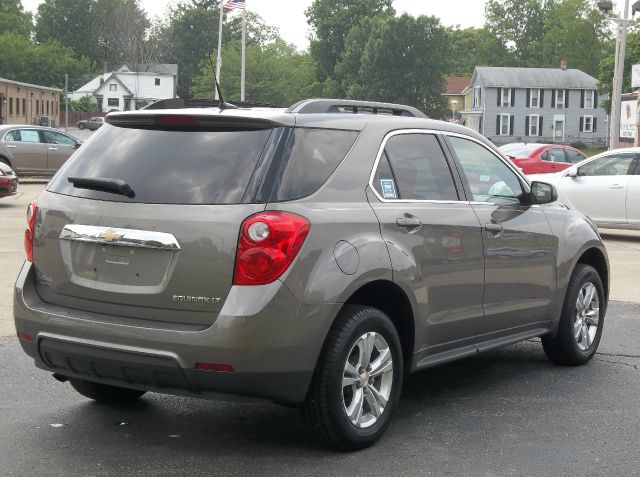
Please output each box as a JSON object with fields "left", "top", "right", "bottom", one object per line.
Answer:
{"left": 499, "top": 143, "right": 587, "bottom": 174}
{"left": 0, "top": 161, "right": 18, "bottom": 198}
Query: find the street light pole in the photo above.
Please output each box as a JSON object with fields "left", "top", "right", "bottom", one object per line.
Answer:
{"left": 610, "top": 0, "right": 630, "bottom": 149}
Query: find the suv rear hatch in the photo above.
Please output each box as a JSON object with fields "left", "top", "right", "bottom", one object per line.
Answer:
{"left": 35, "top": 114, "right": 280, "bottom": 328}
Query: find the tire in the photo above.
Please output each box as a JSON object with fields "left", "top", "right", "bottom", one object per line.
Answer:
{"left": 78, "top": 123, "right": 85, "bottom": 130}
{"left": 301, "top": 306, "right": 403, "bottom": 451}
{"left": 69, "top": 378, "right": 146, "bottom": 404}
{"left": 542, "top": 264, "right": 605, "bottom": 366}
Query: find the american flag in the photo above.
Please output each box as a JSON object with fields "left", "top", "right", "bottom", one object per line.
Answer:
{"left": 223, "top": 0, "right": 246, "bottom": 11}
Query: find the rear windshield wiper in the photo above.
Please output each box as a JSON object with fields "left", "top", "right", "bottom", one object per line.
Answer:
{"left": 68, "top": 176, "right": 135, "bottom": 198}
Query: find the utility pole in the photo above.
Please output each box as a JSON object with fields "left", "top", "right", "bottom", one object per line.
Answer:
{"left": 610, "top": 0, "right": 630, "bottom": 149}
{"left": 64, "top": 73, "right": 69, "bottom": 131}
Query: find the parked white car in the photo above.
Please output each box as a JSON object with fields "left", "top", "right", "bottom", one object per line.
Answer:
{"left": 530, "top": 148, "right": 640, "bottom": 230}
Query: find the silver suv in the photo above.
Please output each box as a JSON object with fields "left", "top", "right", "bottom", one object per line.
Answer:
{"left": 14, "top": 99, "right": 609, "bottom": 450}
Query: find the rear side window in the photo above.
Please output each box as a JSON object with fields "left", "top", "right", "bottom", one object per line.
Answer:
{"left": 266, "top": 128, "right": 358, "bottom": 201}
{"left": 374, "top": 133, "right": 458, "bottom": 201}
{"left": 48, "top": 124, "right": 273, "bottom": 204}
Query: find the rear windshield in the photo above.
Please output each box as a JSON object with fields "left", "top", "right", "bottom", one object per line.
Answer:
{"left": 48, "top": 124, "right": 273, "bottom": 204}
{"left": 499, "top": 143, "right": 541, "bottom": 157}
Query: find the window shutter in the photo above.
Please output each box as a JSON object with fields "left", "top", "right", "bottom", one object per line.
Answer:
{"left": 497, "top": 88, "right": 502, "bottom": 107}
{"left": 511, "top": 88, "right": 515, "bottom": 107}
{"left": 496, "top": 115, "right": 500, "bottom": 135}
{"left": 593, "top": 118, "right": 597, "bottom": 132}
{"left": 552, "top": 90, "right": 556, "bottom": 108}
{"left": 579, "top": 117, "right": 584, "bottom": 132}
{"left": 525, "top": 116, "right": 530, "bottom": 134}
{"left": 539, "top": 117, "right": 543, "bottom": 136}
{"left": 509, "top": 115, "right": 514, "bottom": 135}
{"left": 565, "top": 89, "right": 570, "bottom": 108}
{"left": 594, "top": 91, "right": 598, "bottom": 108}
{"left": 527, "top": 89, "right": 531, "bottom": 107}
{"left": 581, "top": 90, "right": 585, "bottom": 109}
{"left": 540, "top": 90, "right": 545, "bottom": 107}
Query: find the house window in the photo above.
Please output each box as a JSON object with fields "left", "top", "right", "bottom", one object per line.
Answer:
{"left": 501, "top": 88, "right": 512, "bottom": 107}
{"left": 155, "top": 78, "right": 161, "bottom": 86}
{"left": 36, "top": 100, "right": 39, "bottom": 115}
{"left": 530, "top": 88, "right": 540, "bottom": 108}
{"left": 555, "top": 89, "right": 565, "bottom": 108}
{"left": 16, "top": 98, "right": 20, "bottom": 116}
{"left": 109, "top": 84, "right": 117, "bottom": 92}
{"left": 500, "top": 114, "right": 511, "bottom": 135}
{"left": 584, "top": 90, "right": 595, "bottom": 109}
{"left": 108, "top": 98, "right": 119, "bottom": 107}
{"left": 22, "top": 98, "right": 26, "bottom": 116}
{"left": 528, "top": 115, "right": 540, "bottom": 136}
{"left": 46, "top": 101, "right": 49, "bottom": 115}
{"left": 473, "top": 86, "right": 481, "bottom": 108}
{"left": 582, "top": 115, "right": 595, "bottom": 133}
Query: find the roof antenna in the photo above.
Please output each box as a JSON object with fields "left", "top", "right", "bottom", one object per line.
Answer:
{"left": 208, "top": 53, "right": 238, "bottom": 110}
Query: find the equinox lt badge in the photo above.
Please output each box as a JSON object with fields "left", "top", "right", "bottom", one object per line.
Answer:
{"left": 173, "top": 295, "right": 221, "bottom": 304}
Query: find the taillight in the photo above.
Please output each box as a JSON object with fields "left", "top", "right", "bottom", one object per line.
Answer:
{"left": 233, "top": 211, "right": 310, "bottom": 286}
{"left": 24, "top": 200, "right": 37, "bottom": 262}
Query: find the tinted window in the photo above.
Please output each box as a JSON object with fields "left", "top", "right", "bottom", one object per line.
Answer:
{"left": 43, "top": 131, "right": 76, "bottom": 145}
{"left": 449, "top": 136, "right": 523, "bottom": 205}
{"left": 566, "top": 149, "right": 586, "bottom": 164}
{"left": 382, "top": 134, "right": 458, "bottom": 201}
{"left": 544, "top": 148, "right": 568, "bottom": 163}
{"left": 18, "top": 130, "right": 41, "bottom": 143}
{"left": 267, "top": 128, "right": 358, "bottom": 201}
{"left": 4, "top": 131, "right": 16, "bottom": 141}
{"left": 578, "top": 154, "right": 636, "bottom": 177}
{"left": 372, "top": 154, "right": 397, "bottom": 199}
{"left": 49, "top": 124, "right": 273, "bottom": 204}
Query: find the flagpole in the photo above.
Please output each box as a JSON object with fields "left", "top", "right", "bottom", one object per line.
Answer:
{"left": 241, "top": 7, "right": 246, "bottom": 102}
{"left": 215, "top": 1, "right": 224, "bottom": 100}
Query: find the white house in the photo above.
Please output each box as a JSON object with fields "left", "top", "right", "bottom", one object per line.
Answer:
{"left": 68, "top": 64, "right": 178, "bottom": 112}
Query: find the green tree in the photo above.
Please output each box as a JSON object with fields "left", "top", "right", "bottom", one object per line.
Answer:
{"left": 0, "top": 33, "right": 92, "bottom": 88}
{"left": 598, "top": 31, "right": 640, "bottom": 112}
{"left": 35, "top": 0, "right": 99, "bottom": 61}
{"left": 447, "top": 27, "right": 514, "bottom": 75}
{"left": 68, "top": 95, "right": 97, "bottom": 112}
{"left": 190, "top": 40, "right": 319, "bottom": 106}
{"left": 336, "top": 14, "right": 449, "bottom": 118}
{"left": 0, "top": 0, "right": 32, "bottom": 37}
{"left": 306, "top": 0, "right": 395, "bottom": 83}
{"left": 485, "top": 0, "right": 551, "bottom": 66}
{"left": 541, "top": 0, "right": 609, "bottom": 76}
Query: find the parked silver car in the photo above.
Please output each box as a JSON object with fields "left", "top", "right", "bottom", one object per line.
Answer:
{"left": 530, "top": 147, "right": 640, "bottom": 230}
{"left": 0, "top": 125, "right": 81, "bottom": 175}
{"left": 77, "top": 116, "right": 104, "bottom": 131}
{"left": 15, "top": 99, "right": 609, "bottom": 450}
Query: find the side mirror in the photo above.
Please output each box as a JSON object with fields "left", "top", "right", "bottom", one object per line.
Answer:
{"left": 74, "top": 142, "right": 82, "bottom": 149}
{"left": 566, "top": 167, "right": 577, "bottom": 178}
{"left": 530, "top": 181, "right": 558, "bottom": 205}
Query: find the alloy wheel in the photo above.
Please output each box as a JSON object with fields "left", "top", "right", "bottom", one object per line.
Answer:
{"left": 574, "top": 282, "right": 600, "bottom": 351}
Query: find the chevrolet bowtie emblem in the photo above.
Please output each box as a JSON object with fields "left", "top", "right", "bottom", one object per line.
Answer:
{"left": 98, "top": 230, "right": 124, "bottom": 242}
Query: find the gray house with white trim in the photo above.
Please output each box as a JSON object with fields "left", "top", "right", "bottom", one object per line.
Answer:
{"left": 460, "top": 66, "right": 608, "bottom": 146}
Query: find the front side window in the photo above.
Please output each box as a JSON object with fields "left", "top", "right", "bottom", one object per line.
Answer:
{"left": 374, "top": 133, "right": 458, "bottom": 201}
{"left": 449, "top": 136, "right": 523, "bottom": 205}
{"left": 555, "top": 89, "right": 565, "bottom": 108}
{"left": 578, "top": 154, "right": 636, "bottom": 177}
{"left": 43, "top": 130, "right": 76, "bottom": 145}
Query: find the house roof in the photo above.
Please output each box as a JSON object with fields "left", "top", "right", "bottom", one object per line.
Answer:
{"left": 0, "top": 77, "right": 62, "bottom": 93}
{"left": 474, "top": 67, "right": 598, "bottom": 89}
{"left": 444, "top": 76, "right": 471, "bottom": 95}
{"left": 119, "top": 64, "right": 178, "bottom": 76}
{"left": 94, "top": 74, "right": 133, "bottom": 96}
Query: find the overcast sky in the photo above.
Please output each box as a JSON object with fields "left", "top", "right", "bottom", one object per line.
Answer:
{"left": 22, "top": 0, "right": 490, "bottom": 50}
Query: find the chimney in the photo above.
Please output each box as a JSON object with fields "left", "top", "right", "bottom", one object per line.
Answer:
{"left": 560, "top": 59, "right": 568, "bottom": 71}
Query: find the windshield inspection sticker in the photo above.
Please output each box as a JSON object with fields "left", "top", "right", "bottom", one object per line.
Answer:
{"left": 380, "top": 179, "right": 398, "bottom": 199}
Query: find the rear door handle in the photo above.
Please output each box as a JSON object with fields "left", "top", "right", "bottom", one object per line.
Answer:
{"left": 48, "top": 147, "right": 58, "bottom": 151}
{"left": 610, "top": 184, "right": 624, "bottom": 189}
{"left": 396, "top": 216, "right": 422, "bottom": 228}
{"left": 485, "top": 223, "right": 504, "bottom": 234}
{"left": 6, "top": 145, "right": 16, "bottom": 149}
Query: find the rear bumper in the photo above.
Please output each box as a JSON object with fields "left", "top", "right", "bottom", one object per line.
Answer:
{"left": 14, "top": 262, "right": 339, "bottom": 404}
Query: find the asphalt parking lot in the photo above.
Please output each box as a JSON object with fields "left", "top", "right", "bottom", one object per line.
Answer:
{"left": 1, "top": 182, "right": 639, "bottom": 475}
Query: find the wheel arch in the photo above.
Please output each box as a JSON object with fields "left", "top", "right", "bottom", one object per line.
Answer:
{"left": 339, "top": 279, "right": 416, "bottom": 365}
{"left": 576, "top": 247, "right": 609, "bottom": 302}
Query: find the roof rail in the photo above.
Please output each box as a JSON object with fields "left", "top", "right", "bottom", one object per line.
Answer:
{"left": 142, "top": 98, "right": 277, "bottom": 110}
{"left": 286, "top": 99, "right": 428, "bottom": 118}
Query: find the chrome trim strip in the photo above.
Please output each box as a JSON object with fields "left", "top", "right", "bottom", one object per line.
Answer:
{"left": 367, "top": 129, "right": 468, "bottom": 204}
{"left": 59, "top": 224, "right": 181, "bottom": 250}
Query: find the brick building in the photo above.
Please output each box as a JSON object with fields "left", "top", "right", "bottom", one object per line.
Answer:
{"left": 0, "top": 78, "right": 61, "bottom": 126}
